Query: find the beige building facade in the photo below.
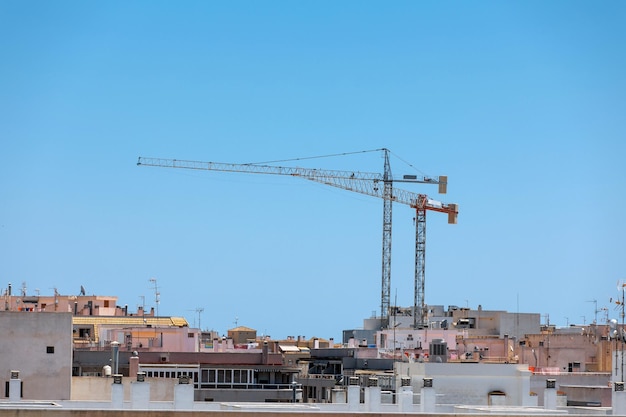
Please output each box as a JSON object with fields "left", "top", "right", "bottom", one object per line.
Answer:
{"left": 0, "top": 311, "right": 73, "bottom": 400}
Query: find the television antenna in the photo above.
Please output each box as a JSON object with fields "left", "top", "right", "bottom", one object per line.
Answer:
{"left": 188, "top": 307, "right": 204, "bottom": 329}
{"left": 149, "top": 278, "right": 160, "bottom": 317}
{"left": 587, "top": 299, "right": 599, "bottom": 324}
{"left": 613, "top": 281, "right": 626, "bottom": 382}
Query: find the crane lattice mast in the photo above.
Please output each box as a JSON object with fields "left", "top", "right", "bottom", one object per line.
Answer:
{"left": 381, "top": 151, "right": 393, "bottom": 327}
{"left": 137, "top": 150, "right": 457, "bottom": 329}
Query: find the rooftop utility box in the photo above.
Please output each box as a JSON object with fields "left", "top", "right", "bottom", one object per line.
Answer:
{"left": 429, "top": 338, "right": 448, "bottom": 363}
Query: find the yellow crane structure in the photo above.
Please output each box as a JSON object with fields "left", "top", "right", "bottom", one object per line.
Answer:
{"left": 137, "top": 149, "right": 458, "bottom": 329}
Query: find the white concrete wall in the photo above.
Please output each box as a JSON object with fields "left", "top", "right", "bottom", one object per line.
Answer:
{"left": 0, "top": 312, "right": 73, "bottom": 400}
{"left": 499, "top": 312, "right": 541, "bottom": 339}
{"left": 72, "top": 377, "right": 177, "bottom": 401}
{"left": 396, "top": 361, "right": 532, "bottom": 406}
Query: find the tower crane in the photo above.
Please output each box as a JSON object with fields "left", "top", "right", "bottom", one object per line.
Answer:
{"left": 137, "top": 149, "right": 458, "bottom": 329}
{"left": 413, "top": 195, "right": 457, "bottom": 328}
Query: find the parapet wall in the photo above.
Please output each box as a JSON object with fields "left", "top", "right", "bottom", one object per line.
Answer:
{"left": 0, "top": 411, "right": 576, "bottom": 417}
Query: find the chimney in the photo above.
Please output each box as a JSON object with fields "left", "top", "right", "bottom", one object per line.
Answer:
{"left": 262, "top": 341, "right": 269, "bottom": 364}
{"left": 504, "top": 334, "right": 509, "bottom": 362}
{"left": 129, "top": 353, "right": 139, "bottom": 376}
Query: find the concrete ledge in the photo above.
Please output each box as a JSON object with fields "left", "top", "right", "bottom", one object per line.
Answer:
{"left": 0, "top": 402, "right": 61, "bottom": 408}
{"left": 454, "top": 405, "right": 569, "bottom": 414}
{"left": 220, "top": 402, "right": 320, "bottom": 411}
{"left": 0, "top": 402, "right": 613, "bottom": 417}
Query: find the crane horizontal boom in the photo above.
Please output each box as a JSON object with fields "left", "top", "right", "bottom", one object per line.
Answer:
{"left": 137, "top": 157, "right": 451, "bottom": 209}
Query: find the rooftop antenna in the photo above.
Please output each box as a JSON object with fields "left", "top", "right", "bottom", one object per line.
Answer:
{"left": 188, "top": 307, "right": 205, "bottom": 329}
{"left": 234, "top": 316, "right": 239, "bottom": 327}
{"left": 149, "top": 278, "right": 160, "bottom": 317}
{"left": 393, "top": 289, "right": 399, "bottom": 363}
{"left": 587, "top": 299, "right": 598, "bottom": 324}
{"left": 618, "top": 282, "right": 626, "bottom": 382}
{"left": 52, "top": 287, "right": 59, "bottom": 311}
{"left": 139, "top": 295, "right": 146, "bottom": 321}
{"left": 196, "top": 307, "right": 204, "bottom": 330}
{"left": 601, "top": 306, "right": 609, "bottom": 324}
{"left": 80, "top": 285, "right": 86, "bottom": 296}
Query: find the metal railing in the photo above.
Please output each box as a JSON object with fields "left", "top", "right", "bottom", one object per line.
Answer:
{"left": 199, "top": 382, "right": 301, "bottom": 390}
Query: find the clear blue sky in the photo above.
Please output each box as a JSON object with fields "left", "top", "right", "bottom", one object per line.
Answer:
{"left": 1, "top": 1, "right": 624, "bottom": 340}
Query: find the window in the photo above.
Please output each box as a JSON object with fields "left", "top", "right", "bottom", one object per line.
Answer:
{"left": 188, "top": 333, "right": 194, "bottom": 338}
{"left": 239, "top": 370, "right": 249, "bottom": 383}
{"left": 568, "top": 362, "right": 581, "bottom": 372}
{"left": 46, "top": 346, "right": 54, "bottom": 354}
